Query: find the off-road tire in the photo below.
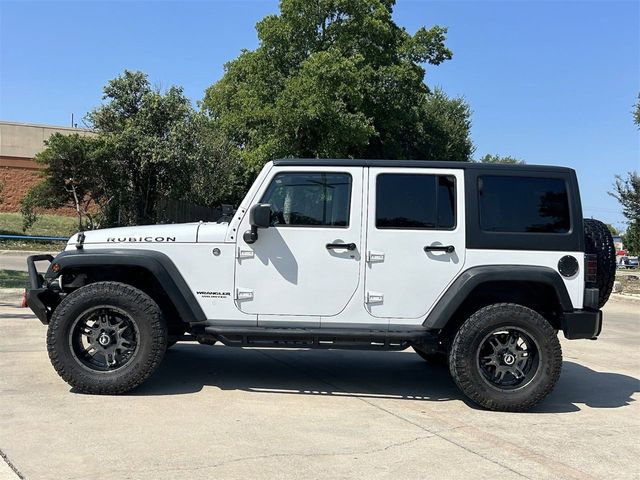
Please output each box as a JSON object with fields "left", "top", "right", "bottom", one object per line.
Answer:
{"left": 413, "top": 348, "right": 448, "bottom": 366}
{"left": 47, "top": 281, "right": 167, "bottom": 394}
{"left": 449, "top": 303, "right": 562, "bottom": 412}
{"left": 583, "top": 218, "right": 616, "bottom": 308}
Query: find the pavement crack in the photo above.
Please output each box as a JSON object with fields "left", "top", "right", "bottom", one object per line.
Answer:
{"left": 0, "top": 448, "right": 26, "bottom": 479}
{"left": 256, "top": 349, "right": 533, "bottom": 480}
{"left": 65, "top": 435, "right": 438, "bottom": 478}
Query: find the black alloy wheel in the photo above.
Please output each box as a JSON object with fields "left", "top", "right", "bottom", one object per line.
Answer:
{"left": 69, "top": 306, "right": 140, "bottom": 372}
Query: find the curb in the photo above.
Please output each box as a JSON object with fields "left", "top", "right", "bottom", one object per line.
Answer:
{"left": 0, "top": 288, "right": 24, "bottom": 308}
{"left": 0, "top": 250, "right": 59, "bottom": 256}
{"left": 609, "top": 293, "right": 640, "bottom": 305}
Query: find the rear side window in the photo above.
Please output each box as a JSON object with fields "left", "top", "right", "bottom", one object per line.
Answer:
{"left": 479, "top": 176, "right": 570, "bottom": 233}
{"left": 260, "top": 172, "right": 351, "bottom": 227}
{"left": 376, "top": 174, "right": 456, "bottom": 229}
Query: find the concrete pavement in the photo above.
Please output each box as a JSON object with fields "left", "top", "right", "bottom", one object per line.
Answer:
{"left": 0, "top": 300, "right": 638, "bottom": 480}
{"left": 0, "top": 251, "right": 58, "bottom": 273}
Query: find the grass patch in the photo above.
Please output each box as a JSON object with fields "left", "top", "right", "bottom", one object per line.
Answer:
{"left": 0, "top": 212, "right": 78, "bottom": 237}
{"left": 0, "top": 212, "right": 76, "bottom": 251}
{"left": 0, "top": 269, "right": 29, "bottom": 289}
{"left": 616, "top": 271, "right": 640, "bottom": 295}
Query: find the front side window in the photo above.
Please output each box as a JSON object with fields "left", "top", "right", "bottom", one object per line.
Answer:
{"left": 376, "top": 174, "right": 456, "bottom": 229}
{"left": 260, "top": 172, "right": 351, "bottom": 227}
{"left": 478, "top": 176, "right": 570, "bottom": 233}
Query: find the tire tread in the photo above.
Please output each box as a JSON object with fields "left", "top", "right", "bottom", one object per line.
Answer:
{"left": 449, "top": 303, "right": 562, "bottom": 412}
{"left": 47, "top": 281, "right": 167, "bottom": 394}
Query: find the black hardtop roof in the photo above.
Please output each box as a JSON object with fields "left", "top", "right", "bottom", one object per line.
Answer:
{"left": 273, "top": 158, "right": 574, "bottom": 174}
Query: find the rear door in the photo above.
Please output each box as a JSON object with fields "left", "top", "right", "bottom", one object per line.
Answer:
{"left": 364, "top": 168, "right": 466, "bottom": 322}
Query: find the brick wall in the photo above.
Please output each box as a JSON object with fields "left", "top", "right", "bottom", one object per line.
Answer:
{"left": 0, "top": 163, "right": 76, "bottom": 215}
{"left": 0, "top": 121, "right": 93, "bottom": 216}
{"left": 0, "top": 165, "right": 39, "bottom": 212}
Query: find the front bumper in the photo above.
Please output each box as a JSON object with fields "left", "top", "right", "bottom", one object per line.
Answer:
{"left": 562, "top": 309, "right": 602, "bottom": 340}
{"left": 25, "top": 254, "right": 57, "bottom": 324}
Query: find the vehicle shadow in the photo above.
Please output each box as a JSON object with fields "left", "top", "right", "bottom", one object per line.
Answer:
{"left": 127, "top": 344, "right": 639, "bottom": 413}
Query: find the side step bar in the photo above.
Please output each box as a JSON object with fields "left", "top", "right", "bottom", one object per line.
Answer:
{"left": 203, "top": 326, "right": 437, "bottom": 351}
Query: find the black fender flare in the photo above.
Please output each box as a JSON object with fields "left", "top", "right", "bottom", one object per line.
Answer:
{"left": 46, "top": 249, "right": 206, "bottom": 324}
{"left": 423, "top": 265, "right": 574, "bottom": 329}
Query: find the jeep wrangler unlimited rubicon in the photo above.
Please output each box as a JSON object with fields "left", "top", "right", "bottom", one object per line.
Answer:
{"left": 26, "top": 159, "right": 615, "bottom": 411}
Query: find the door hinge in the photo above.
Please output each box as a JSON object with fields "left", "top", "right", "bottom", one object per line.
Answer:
{"left": 236, "top": 247, "right": 255, "bottom": 259}
{"left": 366, "top": 251, "right": 385, "bottom": 263}
{"left": 235, "top": 288, "right": 254, "bottom": 300}
{"left": 366, "top": 291, "right": 384, "bottom": 304}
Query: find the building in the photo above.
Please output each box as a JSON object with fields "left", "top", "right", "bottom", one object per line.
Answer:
{"left": 0, "top": 121, "right": 94, "bottom": 213}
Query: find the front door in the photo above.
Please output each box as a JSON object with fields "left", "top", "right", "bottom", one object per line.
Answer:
{"left": 364, "top": 167, "right": 466, "bottom": 323}
{"left": 235, "top": 167, "right": 363, "bottom": 321}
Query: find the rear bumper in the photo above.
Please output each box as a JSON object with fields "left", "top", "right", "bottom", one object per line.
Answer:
{"left": 562, "top": 309, "right": 602, "bottom": 340}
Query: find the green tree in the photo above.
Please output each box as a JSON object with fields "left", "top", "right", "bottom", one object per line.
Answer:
{"left": 606, "top": 224, "right": 620, "bottom": 236}
{"left": 203, "top": 0, "right": 474, "bottom": 173}
{"left": 22, "top": 71, "right": 211, "bottom": 228}
{"left": 609, "top": 172, "right": 640, "bottom": 223}
{"left": 622, "top": 221, "right": 640, "bottom": 255}
{"left": 86, "top": 70, "right": 202, "bottom": 225}
{"left": 609, "top": 172, "right": 639, "bottom": 256}
{"left": 20, "top": 133, "right": 111, "bottom": 230}
{"left": 186, "top": 113, "right": 249, "bottom": 208}
{"left": 634, "top": 93, "right": 640, "bottom": 127}
{"left": 478, "top": 154, "right": 525, "bottom": 164}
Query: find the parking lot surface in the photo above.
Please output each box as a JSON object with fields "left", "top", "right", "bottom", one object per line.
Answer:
{"left": 0, "top": 299, "right": 638, "bottom": 480}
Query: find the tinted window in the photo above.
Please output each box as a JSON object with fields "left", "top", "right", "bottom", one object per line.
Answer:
{"left": 376, "top": 174, "right": 456, "bottom": 229}
{"left": 479, "top": 176, "right": 570, "bottom": 233}
{"left": 261, "top": 172, "right": 351, "bottom": 227}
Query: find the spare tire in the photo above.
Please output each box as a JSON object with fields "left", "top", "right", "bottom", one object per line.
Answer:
{"left": 583, "top": 218, "right": 616, "bottom": 308}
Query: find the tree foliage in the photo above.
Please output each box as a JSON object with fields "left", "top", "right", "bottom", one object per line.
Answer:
{"left": 203, "top": 0, "right": 474, "bottom": 173}
{"left": 20, "top": 133, "right": 110, "bottom": 230}
{"left": 478, "top": 153, "right": 525, "bottom": 165}
{"left": 622, "top": 221, "right": 640, "bottom": 256}
{"left": 23, "top": 1, "right": 478, "bottom": 228}
{"left": 606, "top": 224, "right": 620, "bottom": 236}
{"left": 86, "top": 70, "right": 202, "bottom": 225}
{"left": 609, "top": 171, "right": 640, "bottom": 223}
{"left": 609, "top": 171, "right": 640, "bottom": 256}
{"left": 634, "top": 92, "right": 640, "bottom": 127}
{"left": 22, "top": 71, "right": 225, "bottom": 228}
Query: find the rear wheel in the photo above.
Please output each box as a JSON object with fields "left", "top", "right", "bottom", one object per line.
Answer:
{"left": 47, "top": 281, "right": 167, "bottom": 394}
{"left": 449, "top": 303, "right": 562, "bottom": 411}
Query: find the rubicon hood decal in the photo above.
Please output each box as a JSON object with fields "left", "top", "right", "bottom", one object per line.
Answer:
{"left": 107, "top": 236, "right": 176, "bottom": 243}
{"left": 69, "top": 223, "right": 200, "bottom": 244}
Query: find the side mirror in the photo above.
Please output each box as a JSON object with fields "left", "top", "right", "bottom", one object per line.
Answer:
{"left": 250, "top": 203, "right": 272, "bottom": 228}
{"left": 243, "top": 203, "right": 271, "bottom": 244}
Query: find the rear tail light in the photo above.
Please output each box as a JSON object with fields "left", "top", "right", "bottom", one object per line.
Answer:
{"left": 585, "top": 254, "right": 597, "bottom": 284}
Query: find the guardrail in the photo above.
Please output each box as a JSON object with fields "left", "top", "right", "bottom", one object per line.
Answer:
{"left": 0, "top": 234, "right": 69, "bottom": 242}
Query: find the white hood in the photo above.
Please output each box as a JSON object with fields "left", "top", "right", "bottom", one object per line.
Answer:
{"left": 66, "top": 222, "right": 231, "bottom": 248}
{"left": 67, "top": 223, "right": 200, "bottom": 246}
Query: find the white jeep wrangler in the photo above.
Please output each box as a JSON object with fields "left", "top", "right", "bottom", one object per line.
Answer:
{"left": 26, "top": 159, "right": 615, "bottom": 411}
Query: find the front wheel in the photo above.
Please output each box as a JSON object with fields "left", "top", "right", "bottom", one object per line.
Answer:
{"left": 449, "top": 303, "right": 562, "bottom": 412}
{"left": 47, "top": 281, "right": 167, "bottom": 394}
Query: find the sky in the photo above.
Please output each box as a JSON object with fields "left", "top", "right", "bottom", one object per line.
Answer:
{"left": 1, "top": 0, "right": 638, "bottom": 229}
